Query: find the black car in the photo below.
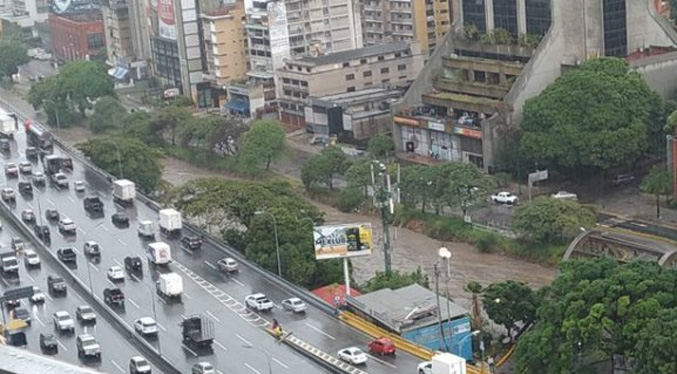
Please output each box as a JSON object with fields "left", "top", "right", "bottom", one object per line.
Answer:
{"left": 61, "top": 157, "right": 73, "bottom": 171}
{"left": 18, "top": 181, "right": 32, "bottom": 195}
{"left": 111, "top": 212, "right": 129, "bottom": 226}
{"left": 45, "top": 209, "right": 59, "bottom": 221}
{"left": 25, "top": 147, "right": 38, "bottom": 160}
{"left": 34, "top": 224, "right": 50, "bottom": 242}
{"left": 47, "top": 275, "right": 67, "bottom": 294}
{"left": 124, "top": 256, "right": 142, "bottom": 273}
{"left": 40, "top": 332, "right": 58, "bottom": 351}
{"left": 56, "top": 247, "right": 77, "bottom": 263}
{"left": 181, "top": 236, "right": 203, "bottom": 250}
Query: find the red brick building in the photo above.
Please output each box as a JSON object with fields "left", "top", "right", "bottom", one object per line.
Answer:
{"left": 49, "top": 12, "right": 105, "bottom": 62}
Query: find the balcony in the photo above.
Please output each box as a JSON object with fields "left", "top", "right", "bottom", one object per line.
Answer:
{"left": 452, "top": 37, "right": 535, "bottom": 62}
{"left": 442, "top": 56, "right": 524, "bottom": 76}
{"left": 422, "top": 92, "right": 507, "bottom": 115}
{"left": 433, "top": 78, "right": 510, "bottom": 100}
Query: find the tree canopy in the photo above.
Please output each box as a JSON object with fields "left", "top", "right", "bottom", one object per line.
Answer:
{"left": 367, "top": 134, "right": 395, "bottom": 160}
{"left": 88, "top": 96, "right": 125, "bottom": 133}
{"left": 301, "top": 146, "right": 350, "bottom": 190}
{"left": 0, "top": 40, "right": 29, "bottom": 78}
{"left": 521, "top": 58, "right": 663, "bottom": 171}
{"left": 512, "top": 197, "right": 596, "bottom": 243}
{"left": 238, "top": 119, "right": 286, "bottom": 171}
{"left": 640, "top": 166, "right": 671, "bottom": 218}
{"left": 482, "top": 280, "right": 539, "bottom": 340}
{"left": 515, "top": 258, "right": 677, "bottom": 374}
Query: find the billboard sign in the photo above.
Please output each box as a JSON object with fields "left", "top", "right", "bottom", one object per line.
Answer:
{"left": 158, "top": 0, "right": 177, "bottom": 40}
{"left": 313, "top": 223, "right": 373, "bottom": 260}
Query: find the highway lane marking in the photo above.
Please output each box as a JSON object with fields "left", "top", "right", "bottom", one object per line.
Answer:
{"left": 183, "top": 292, "right": 193, "bottom": 299}
{"left": 305, "top": 323, "right": 336, "bottom": 340}
{"left": 204, "top": 260, "right": 217, "bottom": 270}
{"left": 117, "top": 238, "right": 127, "bottom": 246}
{"left": 244, "top": 363, "right": 262, "bottom": 374}
{"left": 367, "top": 354, "right": 398, "bottom": 369}
{"left": 127, "top": 298, "right": 140, "bottom": 309}
{"left": 66, "top": 196, "right": 75, "bottom": 203}
{"left": 216, "top": 370, "right": 225, "bottom": 374}
{"left": 113, "top": 258, "right": 122, "bottom": 267}
{"left": 24, "top": 272, "right": 35, "bottom": 283}
{"left": 0, "top": 276, "right": 8, "bottom": 286}
{"left": 71, "top": 247, "right": 81, "bottom": 255}
{"left": 182, "top": 344, "right": 198, "bottom": 357}
{"left": 46, "top": 198, "right": 54, "bottom": 205}
{"left": 236, "top": 334, "right": 253, "bottom": 346}
{"left": 89, "top": 262, "right": 100, "bottom": 272}
{"left": 232, "top": 278, "right": 245, "bottom": 287}
{"left": 27, "top": 202, "right": 34, "bottom": 209}
{"left": 206, "top": 310, "right": 221, "bottom": 323}
{"left": 110, "top": 359, "right": 125, "bottom": 373}
{"left": 34, "top": 315, "right": 45, "bottom": 327}
{"left": 77, "top": 227, "right": 86, "bottom": 235}
{"left": 106, "top": 278, "right": 116, "bottom": 287}
{"left": 45, "top": 293, "right": 53, "bottom": 301}
{"left": 100, "top": 225, "right": 109, "bottom": 232}
{"left": 272, "top": 357, "right": 289, "bottom": 369}
{"left": 213, "top": 339, "right": 228, "bottom": 351}
{"left": 56, "top": 339, "right": 68, "bottom": 351}
{"left": 156, "top": 322, "right": 167, "bottom": 331}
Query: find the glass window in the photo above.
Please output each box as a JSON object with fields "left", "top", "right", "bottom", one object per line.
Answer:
{"left": 603, "top": 0, "right": 627, "bottom": 57}
{"left": 346, "top": 74, "right": 355, "bottom": 81}
{"left": 363, "top": 71, "right": 372, "bottom": 77}
{"left": 347, "top": 87, "right": 355, "bottom": 92}
{"left": 398, "top": 64, "right": 406, "bottom": 71}
{"left": 493, "top": 0, "right": 518, "bottom": 37}
{"left": 525, "top": 0, "right": 551, "bottom": 36}
{"left": 380, "top": 67, "right": 389, "bottom": 74}
{"left": 462, "top": 0, "right": 486, "bottom": 33}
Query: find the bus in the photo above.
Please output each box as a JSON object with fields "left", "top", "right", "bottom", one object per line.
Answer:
{"left": 24, "top": 118, "right": 53, "bottom": 154}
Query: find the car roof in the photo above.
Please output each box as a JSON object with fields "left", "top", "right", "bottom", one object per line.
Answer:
{"left": 54, "top": 310, "right": 70, "bottom": 316}
{"left": 77, "top": 305, "right": 92, "bottom": 310}
{"left": 286, "top": 297, "right": 302, "bottom": 303}
{"left": 251, "top": 293, "right": 266, "bottom": 298}
{"left": 109, "top": 266, "right": 122, "bottom": 270}
{"left": 137, "top": 316, "right": 155, "bottom": 323}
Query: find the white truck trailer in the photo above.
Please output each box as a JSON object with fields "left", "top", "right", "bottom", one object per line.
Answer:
{"left": 159, "top": 209, "right": 182, "bottom": 238}
{"left": 156, "top": 273, "right": 183, "bottom": 300}
{"left": 432, "top": 353, "right": 467, "bottom": 374}
{"left": 146, "top": 242, "right": 171, "bottom": 266}
{"left": 113, "top": 179, "right": 136, "bottom": 205}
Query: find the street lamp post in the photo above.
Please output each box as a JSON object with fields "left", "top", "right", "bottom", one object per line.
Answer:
{"left": 438, "top": 247, "right": 453, "bottom": 352}
{"left": 243, "top": 345, "right": 272, "bottom": 374}
{"left": 43, "top": 99, "right": 61, "bottom": 136}
{"left": 255, "top": 211, "right": 281, "bottom": 277}
{"left": 457, "top": 330, "right": 480, "bottom": 357}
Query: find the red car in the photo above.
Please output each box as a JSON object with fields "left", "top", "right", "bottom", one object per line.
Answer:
{"left": 367, "top": 337, "right": 396, "bottom": 355}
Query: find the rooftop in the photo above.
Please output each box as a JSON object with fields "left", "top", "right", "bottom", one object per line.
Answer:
{"left": 348, "top": 284, "right": 468, "bottom": 333}
{"left": 0, "top": 344, "right": 101, "bottom": 374}
{"left": 294, "top": 42, "right": 410, "bottom": 66}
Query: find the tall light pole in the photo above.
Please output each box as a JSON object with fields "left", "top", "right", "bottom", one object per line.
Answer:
{"left": 243, "top": 345, "right": 272, "bottom": 374}
{"left": 255, "top": 211, "right": 281, "bottom": 277}
{"left": 438, "top": 247, "right": 453, "bottom": 352}
{"left": 42, "top": 99, "right": 61, "bottom": 136}
{"left": 370, "top": 161, "right": 395, "bottom": 274}
{"left": 130, "top": 273, "right": 161, "bottom": 355}
{"left": 108, "top": 140, "right": 123, "bottom": 178}
{"left": 457, "top": 330, "right": 480, "bottom": 358}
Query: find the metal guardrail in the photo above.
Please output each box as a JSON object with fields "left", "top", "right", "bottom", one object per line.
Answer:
{"left": 284, "top": 334, "right": 370, "bottom": 374}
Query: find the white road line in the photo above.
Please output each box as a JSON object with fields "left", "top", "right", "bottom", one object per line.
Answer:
{"left": 157, "top": 296, "right": 167, "bottom": 304}
{"left": 56, "top": 339, "right": 68, "bottom": 351}
{"left": 71, "top": 247, "right": 81, "bottom": 255}
{"left": 213, "top": 339, "right": 227, "bottom": 351}
{"left": 367, "top": 354, "right": 398, "bottom": 369}
{"left": 183, "top": 292, "right": 192, "bottom": 299}
{"left": 34, "top": 316, "right": 45, "bottom": 327}
{"left": 272, "top": 357, "right": 289, "bottom": 369}
{"left": 100, "top": 225, "right": 109, "bottom": 232}
{"left": 236, "top": 334, "right": 252, "bottom": 347}
{"left": 89, "top": 262, "right": 99, "bottom": 272}
{"left": 77, "top": 227, "right": 86, "bottom": 235}
{"left": 305, "top": 323, "right": 336, "bottom": 340}
{"left": 244, "top": 363, "right": 262, "bottom": 374}
{"left": 206, "top": 310, "right": 221, "bottom": 323}
{"left": 204, "top": 260, "right": 217, "bottom": 270}
{"left": 46, "top": 198, "right": 54, "bottom": 205}
{"left": 110, "top": 359, "right": 125, "bottom": 373}
{"left": 66, "top": 196, "right": 75, "bottom": 203}
{"left": 45, "top": 293, "right": 53, "bottom": 301}
{"left": 26, "top": 202, "right": 34, "bottom": 209}
{"left": 216, "top": 370, "right": 225, "bottom": 374}
{"left": 157, "top": 322, "right": 167, "bottom": 331}
{"left": 0, "top": 277, "right": 7, "bottom": 286}
{"left": 106, "top": 279, "right": 116, "bottom": 287}
{"left": 24, "top": 272, "right": 35, "bottom": 283}
{"left": 182, "top": 344, "right": 198, "bottom": 357}
{"left": 113, "top": 258, "right": 122, "bottom": 267}
{"left": 232, "top": 278, "right": 245, "bottom": 287}
{"left": 128, "top": 298, "right": 140, "bottom": 309}
{"left": 117, "top": 238, "right": 127, "bottom": 246}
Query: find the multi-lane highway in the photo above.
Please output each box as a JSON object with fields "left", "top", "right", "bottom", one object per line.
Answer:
{"left": 0, "top": 101, "right": 424, "bottom": 374}
{"left": 0, "top": 217, "right": 158, "bottom": 374}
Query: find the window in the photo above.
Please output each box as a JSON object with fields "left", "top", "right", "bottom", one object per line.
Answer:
{"left": 284, "top": 89, "right": 292, "bottom": 96}
{"left": 360, "top": 59, "right": 367, "bottom": 64}
{"left": 462, "top": 0, "right": 486, "bottom": 33}
{"left": 300, "top": 81, "right": 308, "bottom": 87}
{"left": 343, "top": 62, "right": 350, "bottom": 67}
{"left": 525, "top": 0, "right": 551, "bottom": 36}
{"left": 380, "top": 67, "right": 389, "bottom": 74}
{"left": 378, "top": 56, "right": 385, "bottom": 61}
{"left": 363, "top": 71, "right": 372, "bottom": 77}
{"left": 346, "top": 74, "right": 355, "bottom": 81}
{"left": 87, "top": 33, "right": 104, "bottom": 49}
{"left": 395, "top": 52, "right": 401, "bottom": 58}
{"left": 397, "top": 64, "right": 406, "bottom": 71}
{"left": 381, "top": 79, "right": 390, "bottom": 84}
{"left": 493, "top": 0, "right": 518, "bottom": 37}
{"left": 282, "top": 78, "right": 291, "bottom": 84}
{"left": 603, "top": 0, "right": 627, "bottom": 57}
{"left": 347, "top": 87, "right": 356, "bottom": 92}
{"left": 398, "top": 75, "right": 407, "bottom": 80}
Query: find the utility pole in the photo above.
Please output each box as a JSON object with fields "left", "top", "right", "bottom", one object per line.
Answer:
{"left": 371, "top": 161, "right": 395, "bottom": 274}
{"left": 434, "top": 263, "right": 448, "bottom": 351}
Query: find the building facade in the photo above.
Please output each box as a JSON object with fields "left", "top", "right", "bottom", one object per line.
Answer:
{"left": 362, "top": 0, "right": 451, "bottom": 54}
{"left": 393, "top": 0, "right": 677, "bottom": 170}
{"left": 201, "top": 2, "right": 248, "bottom": 91}
{"left": 277, "top": 42, "right": 424, "bottom": 127}
{"left": 1, "top": 0, "right": 49, "bottom": 28}
{"left": 49, "top": 11, "right": 105, "bottom": 62}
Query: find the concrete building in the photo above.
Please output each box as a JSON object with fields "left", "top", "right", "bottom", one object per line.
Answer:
{"left": 49, "top": 11, "right": 105, "bottom": 62}
{"left": 0, "top": 0, "right": 49, "bottom": 28}
{"left": 277, "top": 42, "right": 424, "bottom": 127}
{"left": 362, "top": 0, "right": 451, "bottom": 55}
{"left": 393, "top": 0, "right": 677, "bottom": 170}
{"left": 347, "top": 284, "right": 473, "bottom": 359}
{"left": 101, "top": 0, "right": 148, "bottom": 82}
{"left": 201, "top": 2, "right": 248, "bottom": 99}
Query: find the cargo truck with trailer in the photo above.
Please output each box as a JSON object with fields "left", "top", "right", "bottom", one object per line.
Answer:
{"left": 156, "top": 272, "right": 183, "bottom": 300}
{"left": 181, "top": 315, "right": 214, "bottom": 349}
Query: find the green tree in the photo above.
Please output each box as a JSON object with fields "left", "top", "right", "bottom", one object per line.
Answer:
{"left": 238, "top": 119, "right": 286, "bottom": 171}
{"left": 301, "top": 146, "right": 349, "bottom": 190}
{"left": 635, "top": 308, "right": 677, "bottom": 374}
{"left": 76, "top": 137, "right": 163, "bottom": 193}
{"left": 56, "top": 61, "right": 115, "bottom": 116}
{"left": 482, "top": 280, "right": 539, "bottom": 341}
{"left": 440, "top": 163, "right": 491, "bottom": 217}
{"left": 88, "top": 96, "right": 125, "bottom": 133}
{"left": 119, "top": 111, "right": 162, "bottom": 146}
{"left": 150, "top": 105, "right": 191, "bottom": 146}
{"left": 0, "top": 40, "right": 29, "bottom": 78}
{"left": 367, "top": 134, "right": 395, "bottom": 159}
{"left": 337, "top": 187, "right": 364, "bottom": 212}
{"left": 512, "top": 197, "right": 596, "bottom": 243}
{"left": 521, "top": 58, "right": 663, "bottom": 172}
{"left": 362, "top": 268, "right": 429, "bottom": 293}
{"left": 640, "top": 166, "right": 672, "bottom": 219}
{"left": 344, "top": 160, "right": 372, "bottom": 196}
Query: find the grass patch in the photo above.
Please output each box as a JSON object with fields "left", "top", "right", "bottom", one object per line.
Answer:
{"left": 394, "top": 206, "right": 566, "bottom": 264}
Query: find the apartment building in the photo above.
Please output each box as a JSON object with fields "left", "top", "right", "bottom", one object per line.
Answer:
{"left": 362, "top": 0, "right": 451, "bottom": 54}
{"left": 201, "top": 2, "right": 248, "bottom": 94}
{"left": 277, "top": 42, "right": 423, "bottom": 127}
{"left": 1, "top": 0, "right": 49, "bottom": 28}
{"left": 394, "top": 0, "right": 677, "bottom": 170}
{"left": 49, "top": 11, "right": 105, "bottom": 62}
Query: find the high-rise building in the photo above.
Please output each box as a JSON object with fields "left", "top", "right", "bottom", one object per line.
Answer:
{"left": 393, "top": 0, "right": 677, "bottom": 170}
{"left": 362, "top": 0, "right": 451, "bottom": 55}
{"left": 100, "top": 0, "right": 148, "bottom": 81}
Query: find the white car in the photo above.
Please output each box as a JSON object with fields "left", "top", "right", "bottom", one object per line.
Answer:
{"left": 76, "top": 334, "right": 101, "bottom": 358}
{"left": 245, "top": 293, "right": 274, "bottom": 312}
{"left": 491, "top": 191, "right": 518, "bottom": 205}
{"left": 134, "top": 317, "right": 158, "bottom": 336}
{"left": 551, "top": 191, "right": 578, "bottom": 201}
{"left": 75, "top": 305, "right": 97, "bottom": 323}
{"left": 217, "top": 257, "right": 238, "bottom": 273}
{"left": 74, "top": 180, "right": 86, "bottom": 193}
{"left": 30, "top": 286, "right": 46, "bottom": 303}
{"left": 24, "top": 249, "right": 40, "bottom": 267}
{"left": 83, "top": 241, "right": 101, "bottom": 256}
{"left": 281, "top": 297, "right": 307, "bottom": 313}
{"left": 417, "top": 361, "right": 432, "bottom": 374}
{"left": 52, "top": 310, "right": 75, "bottom": 333}
{"left": 338, "top": 347, "right": 369, "bottom": 365}
{"left": 191, "top": 362, "right": 215, "bottom": 374}
{"left": 107, "top": 266, "right": 125, "bottom": 281}
{"left": 130, "top": 356, "right": 152, "bottom": 374}
{"left": 18, "top": 162, "right": 32, "bottom": 174}
{"left": 58, "top": 217, "right": 76, "bottom": 234}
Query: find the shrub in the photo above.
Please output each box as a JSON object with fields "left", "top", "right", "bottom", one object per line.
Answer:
{"left": 337, "top": 187, "right": 365, "bottom": 213}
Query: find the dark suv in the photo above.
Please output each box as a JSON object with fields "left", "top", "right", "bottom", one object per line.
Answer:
{"left": 103, "top": 288, "right": 125, "bottom": 307}
{"left": 47, "top": 275, "right": 67, "bottom": 295}
{"left": 34, "top": 224, "right": 50, "bottom": 243}
{"left": 181, "top": 235, "right": 203, "bottom": 250}
{"left": 83, "top": 196, "right": 103, "bottom": 214}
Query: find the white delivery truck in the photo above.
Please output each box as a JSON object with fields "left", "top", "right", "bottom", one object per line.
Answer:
{"left": 159, "top": 209, "right": 182, "bottom": 237}
{"left": 432, "top": 353, "right": 467, "bottom": 374}
{"left": 113, "top": 179, "right": 136, "bottom": 205}
{"left": 156, "top": 273, "right": 183, "bottom": 299}
{"left": 147, "top": 242, "right": 172, "bottom": 266}
{"left": 0, "top": 110, "right": 16, "bottom": 139}
{"left": 137, "top": 220, "right": 155, "bottom": 240}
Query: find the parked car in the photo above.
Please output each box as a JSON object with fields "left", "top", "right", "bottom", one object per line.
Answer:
{"left": 111, "top": 212, "right": 129, "bottom": 226}
{"left": 281, "top": 297, "right": 307, "bottom": 313}
{"left": 4, "top": 163, "right": 18, "bottom": 177}
{"left": 129, "top": 356, "right": 152, "bottom": 374}
{"left": 18, "top": 181, "right": 32, "bottom": 195}
{"left": 40, "top": 332, "right": 58, "bottom": 351}
{"left": 45, "top": 208, "right": 59, "bottom": 221}
{"left": 58, "top": 218, "right": 76, "bottom": 235}
{"left": 338, "top": 347, "right": 368, "bottom": 365}
{"left": 21, "top": 209, "right": 35, "bottom": 224}
{"left": 551, "top": 191, "right": 578, "bottom": 201}
{"left": 56, "top": 247, "right": 77, "bottom": 263}
{"left": 491, "top": 191, "right": 518, "bottom": 205}
{"left": 611, "top": 173, "right": 636, "bottom": 186}
{"left": 73, "top": 181, "right": 85, "bottom": 193}
{"left": 52, "top": 310, "right": 75, "bottom": 333}
{"left": 107, "top": 266, "right": 125, "bottom": 282}
{"left": 24, "top": 249, "right": 40, "bottom": 267}
{"left": 34, "top": 224, "right": 50, "bottom": 242}
{"left": 367, "top": 337, "right": 396, "bottom": 356}
{"left": 244, "top": 293, "right": 274, "bottom": 312}
{"left": 216, "top": 257, "right": 238, "bottom": 273}
{"left": 18, "top": 161, "right": 32, "bottom": 174}
{"left": 30, "top": 286, "right": 46, "bottom": 304}
{"left": 32, "top": 171, "right": 46, "bottom": 186}
{"left": 83, "top": 241, "right": 101, "bottom": 257}
{"left": 134, "top": 317, "right": 158, "bottom": 336}
{"left": 1, "top": 187, "right": 15, "bottom": 202}
{"left": 191, "top": 362, "right": 215, "bottom": 374}
{"left": 47, "top": 275, "right": 67, "bottom": 295}
{"left": 75, "top": 305, "right": 97, "bottom": 324}
{"left": 76, "top": 334, "right": 101, "bottom": 359}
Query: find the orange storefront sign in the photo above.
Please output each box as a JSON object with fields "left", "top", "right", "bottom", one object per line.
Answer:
{"left": 394, "top": 116, "right": 421, "bottom": 127}
{"left": 454, "top": 127, "right": 482, "bottom": 139}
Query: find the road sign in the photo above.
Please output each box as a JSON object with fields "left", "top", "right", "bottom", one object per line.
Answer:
{"left": 528, "top": 169, "right": 548, "bottom": 183}
{"left": 3, "top": 286, "right": 34, "bottom": 301}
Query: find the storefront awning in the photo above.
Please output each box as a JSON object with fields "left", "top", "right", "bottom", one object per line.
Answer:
{"left": 108, "top": 66, "right": 129, "bottom": 80}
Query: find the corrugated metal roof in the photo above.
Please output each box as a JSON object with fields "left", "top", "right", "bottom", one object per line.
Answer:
{"left": 295, "top": 42, "right": 410, "bottom": 66}
{"left": 0, "top": 345, "right": 102, "bottom": 374}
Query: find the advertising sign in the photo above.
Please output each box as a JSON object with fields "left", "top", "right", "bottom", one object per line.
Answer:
{"left": 453, "top": 127, "right": 482, "bottom": 139}
{"left": 428, "top": 121, "right": 446, "bottom": 132}
{"left": 394, "top": 116, "right": 421, "bottom": 127}
{"left": 158, "top": 0, "right": 177, "bottom": 40}
{"left": 313, "top": 223, "right": 373, "bottom": 260}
